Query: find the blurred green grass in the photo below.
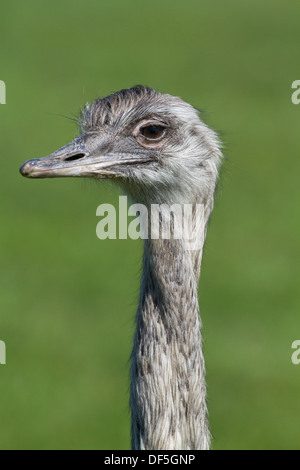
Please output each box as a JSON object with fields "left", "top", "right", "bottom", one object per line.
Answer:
{"left": 1, "top": 0, "right": 300, "bottom": 449}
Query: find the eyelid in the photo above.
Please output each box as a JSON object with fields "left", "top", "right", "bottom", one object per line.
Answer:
{"left": 137, "top": 119, "right": 165, "bottom": 128}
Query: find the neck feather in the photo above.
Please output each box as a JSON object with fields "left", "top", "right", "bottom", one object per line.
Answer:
{"left": 130, "top": 198, "right": 212, "bottom": 450}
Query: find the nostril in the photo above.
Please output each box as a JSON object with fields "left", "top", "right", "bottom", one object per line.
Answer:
{"left": 64, "top": 153, "right": 86, "bottom": 162}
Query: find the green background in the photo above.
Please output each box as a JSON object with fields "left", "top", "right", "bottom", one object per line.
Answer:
{"left": 1, "top": 0, "right": 300, "bottom": 450}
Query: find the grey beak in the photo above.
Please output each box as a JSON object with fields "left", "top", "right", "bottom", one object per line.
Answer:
{"left": 19, "top": 133, "right": 125, "bottom": 179}
{"left": 20, "top": 134, "right": 151, "bottom": 180}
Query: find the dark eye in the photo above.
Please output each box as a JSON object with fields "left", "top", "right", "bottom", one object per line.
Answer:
{"left": 140, "top": 125, "right": 166, "bottom": 140}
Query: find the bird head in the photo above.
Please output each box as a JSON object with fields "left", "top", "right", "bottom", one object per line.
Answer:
{"left": 20, "top": 86, "right": 222, "bottom": 205}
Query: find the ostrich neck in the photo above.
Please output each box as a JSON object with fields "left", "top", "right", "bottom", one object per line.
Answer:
{"left": 130, "top": 200, "right": 211, "bottom": 450}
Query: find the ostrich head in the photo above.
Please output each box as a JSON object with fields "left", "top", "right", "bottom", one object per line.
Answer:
{"left": 20, "top": 86, "right": 222, "bottom": 206}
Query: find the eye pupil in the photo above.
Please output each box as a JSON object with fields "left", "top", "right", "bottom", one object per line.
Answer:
{"left": 140, "top": 125, "right": 165, "bottom": 140}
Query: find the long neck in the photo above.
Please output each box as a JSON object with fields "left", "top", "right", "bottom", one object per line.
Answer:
{"left": 130, "top": 199, "right": 212, "bottom": 450}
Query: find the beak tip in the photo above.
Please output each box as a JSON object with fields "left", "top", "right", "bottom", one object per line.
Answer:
{"left": 19, "top": 161, "right": 30, "bottom": 177}
{"left": 20, "top": 159, "right": 38, "bottom": 178}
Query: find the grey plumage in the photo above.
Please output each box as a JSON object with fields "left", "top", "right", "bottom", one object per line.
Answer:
{"left": 20, "top": 86, "right": 222, "bottom": 450}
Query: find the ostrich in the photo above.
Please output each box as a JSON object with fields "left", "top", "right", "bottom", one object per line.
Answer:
{"left": 20, "top": 86, "right": 222, "bottom": 450}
